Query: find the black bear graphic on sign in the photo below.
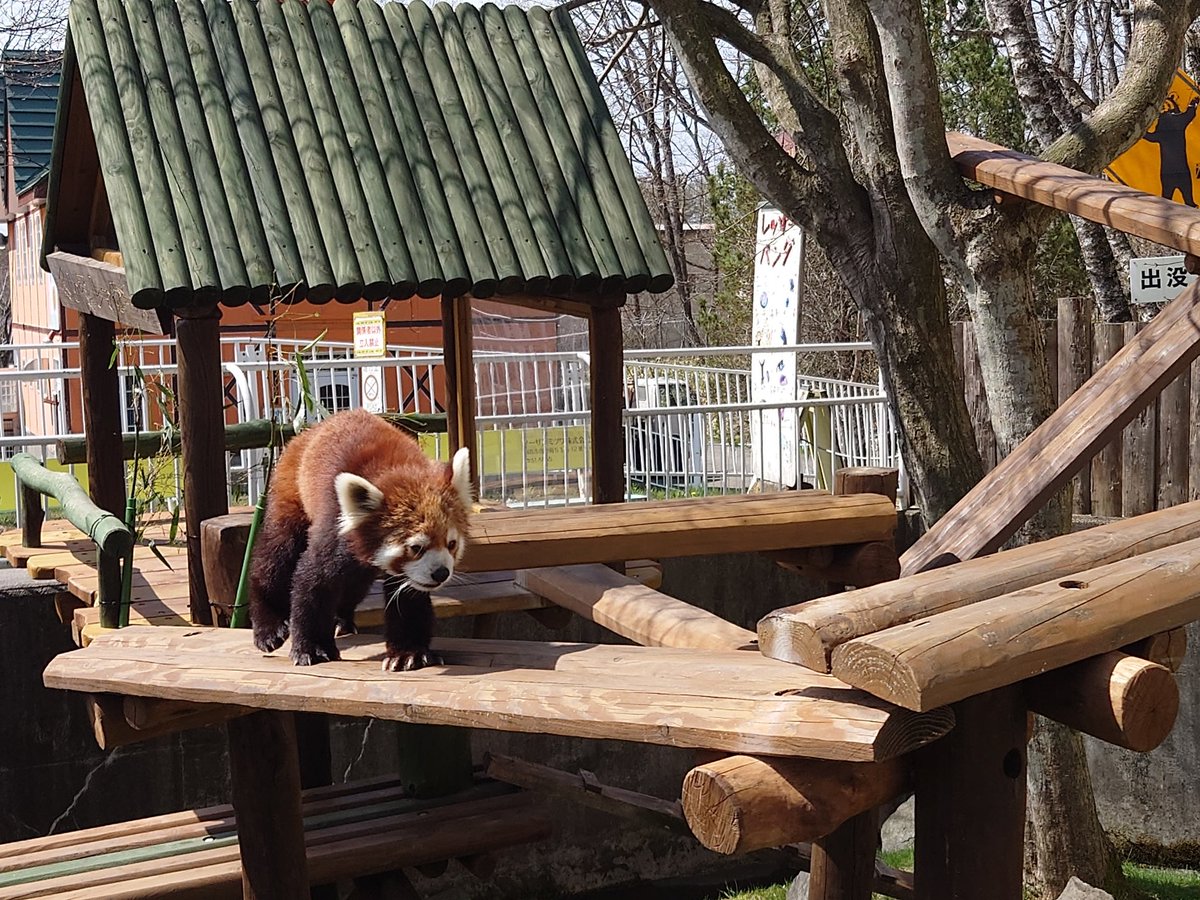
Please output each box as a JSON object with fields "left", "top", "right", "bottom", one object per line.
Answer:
{"left": 1145, "top": 93, "right": 1199, "bottom": 207}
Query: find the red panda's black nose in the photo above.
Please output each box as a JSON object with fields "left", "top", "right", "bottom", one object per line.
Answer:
{"left": 431, "top": 565, "right": 450, "bottom": 584}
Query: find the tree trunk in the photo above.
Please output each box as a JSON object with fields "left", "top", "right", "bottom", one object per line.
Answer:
{"left": 963, "top": 212, "right": 1117, "bottom": 897}
{"left": 1071, "top": 217, "right": 1131, "bottom": 323}
{"left": 1027, "top": 719, "right": 1120, "bottom": 899}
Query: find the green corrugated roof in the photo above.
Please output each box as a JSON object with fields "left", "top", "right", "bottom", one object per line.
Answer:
{"left": 1, "top": 52, "right": 61, "bottom": 197}
{"left": 43, "top": 0, "right": 672, "bottom": 309}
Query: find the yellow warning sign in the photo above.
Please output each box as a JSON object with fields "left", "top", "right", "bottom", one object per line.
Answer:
{"left": 1107, "top": 70, "right": 1200, "bottom": 207}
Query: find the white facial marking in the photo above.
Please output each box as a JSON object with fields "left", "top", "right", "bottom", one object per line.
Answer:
{"left": 371, "top": 541, "right": 406, "bottom": 572}
{"left": 402, "top": 547, "right": 455, "bottom": 591}
{"left": 335, "top": 472, "right": 384, "bottom": 535}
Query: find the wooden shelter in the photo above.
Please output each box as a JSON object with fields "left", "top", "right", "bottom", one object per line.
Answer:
{"left": 39, "top": 0, "right": 674, "bottom": 622}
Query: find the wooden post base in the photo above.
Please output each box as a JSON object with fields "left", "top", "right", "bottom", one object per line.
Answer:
{"left": 914, "top": 686, "right": 1027, "bottom": 900}
{"left": 228, "top": 711, "right": 309, "bottom": 900}
{"left": 808, "top": 808, "right": 879, "bottom": 900}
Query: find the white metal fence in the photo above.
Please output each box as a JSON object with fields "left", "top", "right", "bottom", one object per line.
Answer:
{"left": 0, "top": 339, "right": 905, "bottom": 514}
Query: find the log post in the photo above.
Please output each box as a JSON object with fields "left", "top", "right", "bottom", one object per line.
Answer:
{"left": 914, "top": 686, "right": 1027, "bottom": 900}
{"left": 588, "top": 305, "right": 625, "bottom": 505}
{"left": 441, "top": 295, "right": 477, "bottom": 490}
{"left": 175, "top": 305, "right": 227, "bottom": 625}
{"left": 1058, "top": 296, "right": 1092, "bottom": 514}
{"left": 20, "top": 482, "right": 43, "bottom": 549}
{"left": 809, "top": 809, "right": 878, "bottom": 900}
{"left": 227, "top": 711, "right": 309, "bottom": 900}
{"left": 78, "top": 311, "right": 127, "bottom": 517}
{"left": 680, "top": 755, "right": 906, "bottom": 854}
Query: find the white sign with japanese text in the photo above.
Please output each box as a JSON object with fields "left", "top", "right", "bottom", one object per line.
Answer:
{"left": 353, "top": 311, "right": 387, "bottom": 414}
{"left": 751, "top": 206, "right": 804, "bottom": 487}
{"left": 1130, "top": 255, "right": 1196, "bottom": 304}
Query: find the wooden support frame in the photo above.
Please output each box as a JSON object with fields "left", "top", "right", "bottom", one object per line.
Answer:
{"left": 588, "top": 305, "right": 625, "bottom": 504}
{"left": 227, "top": 710, "right": 310, "bottom": 899}
{"left": 175, "top": 305, "right": 227, "bottom": 626}
{"left": 46, "top": 251, "right": 173, "bottom": 334}
{"left": 914, "top": 687, "right": 1027, "bottom": 900}
{"left": 78, "top": 312, "right": 128, "bottom": 517}
{"left": 441, "top": 295, "right": 478, "bottom": 490}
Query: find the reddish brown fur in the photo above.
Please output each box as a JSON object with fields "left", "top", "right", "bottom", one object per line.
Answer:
{"left": 250, "top": 409, "right": 470, "bottom": 667}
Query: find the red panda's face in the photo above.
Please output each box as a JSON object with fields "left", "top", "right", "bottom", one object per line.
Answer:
{"left": 334, "top": 448, "right": 473, "bottom": 590}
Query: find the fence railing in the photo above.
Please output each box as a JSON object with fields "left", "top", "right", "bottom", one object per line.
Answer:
{"left": 0, "top": 340, "right": 904, "bottom": 514}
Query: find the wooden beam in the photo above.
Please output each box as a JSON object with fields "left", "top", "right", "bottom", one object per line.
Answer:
{"left": 441, "top": 296, "right": 478, "bottom": 490}
{"left": 227, "top": 711, "right": 309, "bottom": 900}
{"left": 1027, "top": 652, "right": 1178, "bottom": 753}
{"left": 588, "top": 305, "right": 625, "bottom": 504}
{"left": 1125, "top": 627, "right": 1188, "bottom": 672}
{"left": 175, "top": 306, "right": 227, "bottom": 626}
{"left": 78, "top": 312, "right": 128, "bottom": 518}
{"left": 46, "top": 251, "right": 172, "bottom": 333}
{"left": 913, "top": 687, "right": 1026, "bottom": 900}
{"left": 761, "top": 500, "right": 1200, "bottom": 672}
{"left": 515, "top": 563, "right": 756, "bottom": 651}
{"left": 809, "top": 810, "right": 879, "bottom": 900}
{"left": 84, "top": 693, "right": 250, "bottom": 750}
{"left": 680, "top": 755, "right": 906, "bottom": 855}
{"left": 485, "top": 752, "right": 687, "bottom": 832}
{"left": 947, "top": 132, "right": 1200, "bottom": 256}
{"left": 831, "top": 537, "right": 1200, "bottom": 711}
{"left": 901, "top": 279, "right": 1200, "bottom": 576}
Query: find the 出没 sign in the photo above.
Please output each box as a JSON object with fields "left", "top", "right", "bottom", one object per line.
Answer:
{"left": 1130, "top": 255, "right": 1196, "bottom": 304}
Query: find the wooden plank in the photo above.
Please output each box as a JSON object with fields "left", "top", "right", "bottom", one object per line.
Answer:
{"left": 515, "top": 563, "right": 755, "bottom": 651}
{"left": 832, "top": 537, "right": 1200, "bottom": 711}
{"left": 589, "top": 305, "right": 625, "bottom": 503}
{"left": 901, "top": 279, "right": 1200, "bottom": 575}
{"left": 45, "top": 252, "right": 170, "bottom": 332}
{"left": 0, "top": 792, "right": 548, "bottom": 900}
{"left": 29, "top": 545, "right": 186, "bottom": 579}
{"left": 759, "top": 499, "right": 1200, "bottom": 671}
{"left": 175, "top": 306, "right": 227, "bottom": 626}
{"left": 913, "top": 687, "right": 1026, "bottom": 900}
{"left": 6, "top": 539, "right": 93, "bottom": 567}
{"left": 1091, "top": 323, "right": 1124, "bottom": 516}
{"left": 1121, "top": 321, "right": 1156, "bottom": 516}
{"left": 43, "top": 629, "right": 954, "bottom": 762}
{"left": 1058, "top": 296, "right": 1092, "bottom": 513}
{"left": 947, "top": 132, "right": 1200, "bottom": 255}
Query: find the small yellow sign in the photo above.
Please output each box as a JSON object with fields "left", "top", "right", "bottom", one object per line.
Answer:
{"left": 352, "top": 311, "right": 387, "bottom": 359}
{"left": 1107, "top": 70, "right": 1200, "bottom": 207}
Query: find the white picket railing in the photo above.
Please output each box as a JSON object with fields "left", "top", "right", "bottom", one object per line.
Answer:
{"left": 0, "top": 339, "right": 905, "bottom": 512}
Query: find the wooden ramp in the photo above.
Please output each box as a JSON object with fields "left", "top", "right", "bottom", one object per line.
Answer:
{"left": 42, "top": 629, "right": 953, "bottom": 762}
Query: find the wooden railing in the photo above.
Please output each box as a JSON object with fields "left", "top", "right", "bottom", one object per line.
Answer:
{"left": 11, "top": 453, "right": 133, "bottom": 628}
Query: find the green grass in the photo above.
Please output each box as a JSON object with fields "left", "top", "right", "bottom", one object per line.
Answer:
{"left": 716, "top": 855, "right": 1200, "bottom": 900}
{"left": 1125, "top": 863, "right": 1200, "bottom": 899}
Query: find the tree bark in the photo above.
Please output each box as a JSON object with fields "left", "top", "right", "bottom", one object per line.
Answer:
{"left": 1071, "top": 218, "right": 1131, "bottom": 323}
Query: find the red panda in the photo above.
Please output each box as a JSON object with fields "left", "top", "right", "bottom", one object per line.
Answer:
{"left": 250, "top": 408, "right": 472, "bottom": 671}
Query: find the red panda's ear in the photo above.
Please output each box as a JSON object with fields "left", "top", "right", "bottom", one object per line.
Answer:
{"left": 335, "top": 472, "right": 384, "bottom": 534}
{"left": 450, "top": 447, "right": 473, "bottom": 510}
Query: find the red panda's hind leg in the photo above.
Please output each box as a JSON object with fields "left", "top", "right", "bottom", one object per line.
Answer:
{"left": 249, "top": 497, "right": 309, "bottom": 654}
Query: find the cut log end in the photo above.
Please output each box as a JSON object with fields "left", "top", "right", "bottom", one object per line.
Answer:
{"left": 680, "top": 755, "right": 907, "bottom": 855}
{"left": 757, "top": 615, "right": 835, "bottom": 672}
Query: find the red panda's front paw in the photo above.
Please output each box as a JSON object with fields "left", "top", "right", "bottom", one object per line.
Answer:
{"left": 382, "top": 649, "right": 443, "bottom": 672}
{"left": 290, "top": 643, "right": 341, "bottom": 666}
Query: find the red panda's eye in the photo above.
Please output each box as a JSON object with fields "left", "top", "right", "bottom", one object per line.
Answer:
{"left": 448, "top": 540, "right": 458, "bottom": 553}
{"left": 411, "top": 545, "right": 425, "bottom": 558}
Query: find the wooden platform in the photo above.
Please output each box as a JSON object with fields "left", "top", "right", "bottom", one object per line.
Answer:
{"left": 0, "top": 777, "right": 548, "bottom": 899}
{"left": 203, "top": 492, "right": 898, "bottom": 575}
{"left": 42, "top": 629, "right": 953, "bottom": 762}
